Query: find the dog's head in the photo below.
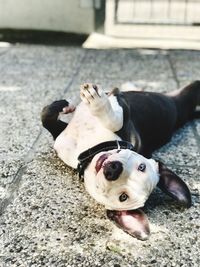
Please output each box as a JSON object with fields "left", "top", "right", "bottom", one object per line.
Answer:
{"left": 84, "top": 149, "right": 159, "bottom": 211}
{"left": 84, "top": 148, "right": 191, "bottom": 240}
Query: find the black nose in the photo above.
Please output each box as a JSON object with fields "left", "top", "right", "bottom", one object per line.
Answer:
{"left": 103, "top": 161, "right": 123, "bottom": 181}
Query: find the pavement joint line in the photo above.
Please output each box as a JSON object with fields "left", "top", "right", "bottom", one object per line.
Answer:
{"left": 166, "top": 52, "right": 180, "bottom": 89}
{"left": 0, "top": 128, "right": 42, "bottom": 215}
{"left": 191, "top": 121, "right": 200, "bottom": 153}
{"left": 62, "top": 49, "right": 87, "bottom": 97}
{"left": 0, "top": 165, "right": 26, "bottom": 215}
{"left": 0, "top": 50, "right": 87, "bottom": 215}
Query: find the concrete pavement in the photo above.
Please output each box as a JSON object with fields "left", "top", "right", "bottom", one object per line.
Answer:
{"left": 0, "top": 43, "right": 200, "bottom": 266}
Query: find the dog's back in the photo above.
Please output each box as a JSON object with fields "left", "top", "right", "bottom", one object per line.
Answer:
{"left": 121, "top": 81, "right": 200, "bottom": 156}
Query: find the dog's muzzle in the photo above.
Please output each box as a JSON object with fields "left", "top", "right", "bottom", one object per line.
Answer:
{"left": 77, "top": 140, "right": 135, "bottom": 178}
{"left": 103, "top": 161, "right": 123, "bottom": 181}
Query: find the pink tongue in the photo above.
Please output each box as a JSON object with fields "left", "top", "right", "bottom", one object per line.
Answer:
{"left": 95, "top": 154, "right": 108, "bottom": 173}
{"left": 120, "top": 211, "right": 139, "bottom": 230}
{"left": 107, "top": 209, "right": 150, "bottom": 241}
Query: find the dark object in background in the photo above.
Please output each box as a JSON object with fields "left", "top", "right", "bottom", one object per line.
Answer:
{"left": 0, "top": 29, "right": 88, "bottom": 46}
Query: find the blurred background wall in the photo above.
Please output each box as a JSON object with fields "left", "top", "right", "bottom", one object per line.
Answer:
{"left": 0, "top": 0, "right": 104, "bottom": 34}
{"left": 0, "top": 0, "right": 199, "bottom": 49}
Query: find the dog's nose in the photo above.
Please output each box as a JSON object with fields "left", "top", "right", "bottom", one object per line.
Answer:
{"left": 103, "top": 161, "right": 123, "bottom": 181}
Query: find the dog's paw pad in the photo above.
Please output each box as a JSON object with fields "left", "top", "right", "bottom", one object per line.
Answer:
{"left": 62, "top": 105, "right": 76, "bottom": 114}
{"left": 80, "top": 83, "right": 102, "bottom": 104}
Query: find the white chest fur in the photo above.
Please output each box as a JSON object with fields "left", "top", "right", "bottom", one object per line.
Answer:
{"left": 54, "top": 97, "right": 122, "bottom": 169}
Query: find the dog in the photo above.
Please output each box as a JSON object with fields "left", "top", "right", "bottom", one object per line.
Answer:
{"left": 41, "top": 81, "right": 200, "bottom": 240}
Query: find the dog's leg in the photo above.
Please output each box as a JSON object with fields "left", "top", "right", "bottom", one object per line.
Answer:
{"left": 170, "top": 80, "right": 200, "bottom": 126}
{"left": 80, "top": 83, "right": 123, "bottom": 132}
{"left": 41, "top": 100, "right": 75, "bottom": 139}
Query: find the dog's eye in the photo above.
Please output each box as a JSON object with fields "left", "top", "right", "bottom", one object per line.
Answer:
{"left": 138, "top": 163, "right": 146, "bottom": 172}
{"left": 119, "top": 193, "right": 128, "bottom": 202}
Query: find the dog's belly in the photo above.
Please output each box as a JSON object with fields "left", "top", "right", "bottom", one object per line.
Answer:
{"left": 54, "top": 103, "right": 121, "bottom": 169}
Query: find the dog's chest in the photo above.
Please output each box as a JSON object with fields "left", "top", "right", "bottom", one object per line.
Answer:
{"left": 54, "top": 103, "right": 121, "bottom": 169}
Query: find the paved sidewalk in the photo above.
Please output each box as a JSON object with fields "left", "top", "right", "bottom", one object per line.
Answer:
{"left": 0, "top": 44, "right": 200, "bottom": 267}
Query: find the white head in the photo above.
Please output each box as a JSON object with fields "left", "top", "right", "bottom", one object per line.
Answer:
{"left": 84, "top": 148, "right": 159, "bottom": 211}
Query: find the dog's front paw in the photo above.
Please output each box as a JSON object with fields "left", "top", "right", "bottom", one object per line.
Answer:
{"left": 80, "top": 83, "right": 105, "bottom": 105}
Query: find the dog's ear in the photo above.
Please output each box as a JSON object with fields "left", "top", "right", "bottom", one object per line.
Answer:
{"left": 106, "top": 209, "right": 150, "bottom": 241}
{"left": 157, "top": 161, "right": 191, "bottom": 208}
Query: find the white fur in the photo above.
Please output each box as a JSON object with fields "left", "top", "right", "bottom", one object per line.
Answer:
{"left": 84, "top": 149, "right": 159, "bottom": 210}
{"left": 80, "top": 83, "right": 123, "bottom": 132}
{"left": 54, "top": 84, "right": 123, "bottom": 169}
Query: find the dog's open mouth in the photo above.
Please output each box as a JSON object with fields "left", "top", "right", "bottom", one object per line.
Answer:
{"left": 107, "top": 209, "right": 150, "bottom": 241}
{"left": 95, "top": 153, "right": 110, "bottom": 173}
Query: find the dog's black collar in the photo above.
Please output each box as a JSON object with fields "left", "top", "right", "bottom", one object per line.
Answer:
{"left": 77, "top": 140, "right": 135, "bottom": 179}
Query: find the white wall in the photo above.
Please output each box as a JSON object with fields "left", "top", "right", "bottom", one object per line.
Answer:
{"left": 0, "top": 0, "right": 95, "bottom": 34}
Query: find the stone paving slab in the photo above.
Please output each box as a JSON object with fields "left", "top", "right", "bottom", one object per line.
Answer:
{"left": 68, "top": 49, "right": 176, "bottom": 94}
{"left": 169, "top": 50, "right": 200, "bottom": 86}
{"left": 0, "top": 45, "right": 84, "bottom": 198}
{"left": 153, "top": 123, "right": 200, "bottom": 167}
{"left": 1, "top": 141, "right": 199, "bottom": 267}
{"left": 0, "top": 44, "right": 200, "bottom": 267}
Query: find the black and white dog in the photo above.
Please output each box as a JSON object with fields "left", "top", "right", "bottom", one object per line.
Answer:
{"left": 41, "top": 81, "right": 200, "bottom": 240}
